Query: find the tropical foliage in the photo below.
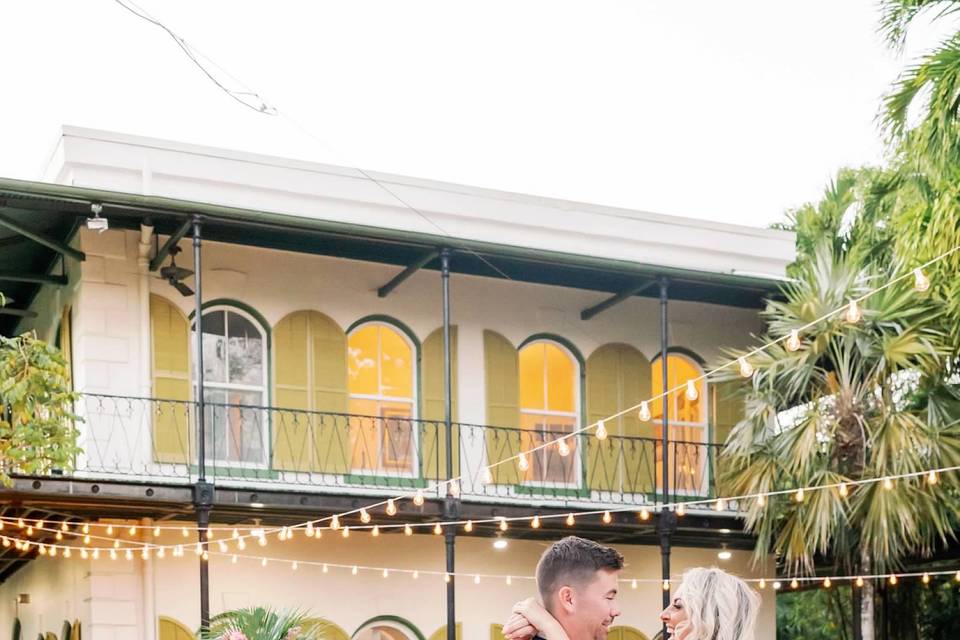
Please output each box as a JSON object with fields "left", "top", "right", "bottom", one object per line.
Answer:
{"left": 0, "top": 330, "right": 80, "bottom": 486}
{"left": 201, "top": 607, "right": 326, "bottom": 640}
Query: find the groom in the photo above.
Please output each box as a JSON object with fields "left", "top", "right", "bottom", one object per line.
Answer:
{"left": 503, "top": 536, "right": 624, "bottom": 640}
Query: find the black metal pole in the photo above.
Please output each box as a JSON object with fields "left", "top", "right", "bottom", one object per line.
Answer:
{"left": 440, "top": 248, "right": 457, "bottom": 640}
{"left": 192, "top": 216, "right": 212, "bottom": 632}
{"left": 659, "top": 277, "right": 672, "bottom": 629}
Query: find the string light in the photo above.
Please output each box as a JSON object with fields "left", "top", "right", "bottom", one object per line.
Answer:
{"left": 434, "top": 523, "right": 443, "bottom": 535}
{"left": 839, "top": 483, "right": 849, "bottom": 498}
{"left": 322, "top": 564, "right": 329, "bottom": 573}
{"left": 756, "top": 493, "right": 766, "bottom": 507}
{"left": 342, "top": 527, "right": 350, "bottom": 539}
{"left": 506, "top": 576, "right": 512, "bottom": 586}
{"left": 773, "top": 581, "right": 782, "bottom": 590}
{"left": 464, "top": 520, "right": 474, "bottom": 533}
{"left": 157, "top": 547, "right": 165, "bottom": 559}
{"left": 758, "top": 579, "right": 766, "bottom": 590}
{"left": 232, "top": 555, "right": 238, "bottom": 564}
{"left": 499, "top": 517, "right": 508, "bottom": 532}
{"left": 639, "top": 508, "right": 650, "bottom": 521}
{"left": 154, "top": 526, "right": 161, "bottom": 537}
{"left": 474, "top": 574, "right": 481, "bottom": 585}
{"left": 518, "top": 453, "right": 529, "bottom": 472}
{"left": 631, "top": 579, "right": 638, "bottom": 589}
{"left": 413, "top": 489, "right": 425, "bottom": 506}
{"left": 404, "top": 524, "right": 413, "bottom": 536}
{"left": 795, "top": 488, "right": 805, "bottom": 503}
{"left": 383, "top": 568, "right": 389, "bottom": 578}
{"left": 685, "top": 380, "right": 698, "bottom": 401}
{"left": 884, "top": 477, "right": 894, "bottom": 491}
{"left": 823, "top": 578, "right": 831, "bottom": 588}
{"left": 360, "top": 509, "right": 371, "bottom": 524}
{"left": 482, "top": 466, "right": 494, "bottom": 484}
{"left": 602, "top": 511, "right": 612, "bottom": 524}
{"left": 293, "top": 561, "right": 299, "bottom": 571}
{"left": 305, "top": 523, "right": 314, "bottom": 538}
{"left": 238, "top": 539, "right": 246, "bottom": 550}
{"left": 557, "top": 439, "right": 571, "bottom": 457}
{"left": 922, "top": 573, "right": 930, "bottom": 585}
{"left": 914, "top": 268, "right": 930, "bottom": 292}
{"left": 330, "top": 515, "right": 340, "bottom": 531}
{"left": 889, "top": 575, "right": 898, "bottom": 585}
{"left": 927, "top": 471, "right": 938, "bottom": 485}
{"left": 372, "top": 525, "right": 380, "bottom": 537}
{"left": 595, "top": 420, "right": 608, "bottom": 441}
{"left": 676, "top": 504, "right": 685, "bottom": 517}
{"left": 566, "top": 513, "right": 575, "bottom": 526}
{"left": 790, "top": 579, "right": 799, "bottom": 589}
{"left": 786, "top": 329, "right": 802, "bottom": 352}
{"left": 662, "top": 580, "right": 670, "bottom": 591}
{"left": 386, "top": 499, "right": 397, "bottom": 516}
{"left": 444, "top": 573, "right": 451, "bottom": 583}
{"left": 110, "top": 549, "right": 117, "bottom": 561}
{"left": 844, "top": 299, "right": 862, "bottom": 324}
{"left": 125, "top": 549, "right": 134, "bottom": 561}
{"left": 350, "top": 565, "right": 358, "bottom": 575}
{"left": 855, "top": 576, "right": 864, "bottom": 588}
{"left": 82, "top": 523, "right": 89, "bottom": 534}
{"left": 531, "top": 516, "right": 540, "bottom": 529}
{"left": 714, "top": 498, "right": 726, "bottom": 511}
{"left": 181, "top": 527, "right": 189, "bottom": 538}
{"left": 738, "top": 356, "right": 754, "bottom": 378}
{"left": 639, "top": 402, "right": 651, "bottom": 422}
{"left": 412, "top": 570, "right": 417, "bottom": 579}
{"left": 262, "top": 558, "right": 268, "bottom": 567}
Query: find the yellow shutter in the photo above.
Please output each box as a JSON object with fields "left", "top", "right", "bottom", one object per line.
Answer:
{"left": 712, "top": 379, "right": 745, "bottom": 446}
{"left": 490, "top": 624, "right": 506, "bottom": 640}
{"left": 428, "top": 624, "right": 462, "bottom": 640}
{"left": 586, "top": 344, "right": 653, "bottom": 494}
{"left": 150, "top": 295, "right": 191, "bottom": 464}
{"left": 158, "top": 616, "right": 194, "bottom": 640}
{"left": 483, "top": 331, "right": 520, "bottom": 485}
{"left": 59, "top": 306, "right": 73, "bottom": 389}
{"left": 273, "top": 311, "right": 349, "bottom": 473}
{"left": 422, "top": 327, "right": 459, "bottom": 479}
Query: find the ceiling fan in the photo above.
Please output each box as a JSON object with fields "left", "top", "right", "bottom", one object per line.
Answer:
{"left": 160, "top": 246, "right": 195, "bottom": 296}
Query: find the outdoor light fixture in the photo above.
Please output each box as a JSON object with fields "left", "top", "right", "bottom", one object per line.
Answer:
{"left": 717, "top": 548, "right": 732, "bottom": 561}
{"left": 493, "top": 535, "right": 508, "bottom": 550}
{"left": 86, "top": 203, "right": 108, "bottom": 233}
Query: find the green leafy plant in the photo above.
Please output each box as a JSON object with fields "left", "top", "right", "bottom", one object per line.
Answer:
{"left": 0, "top": 331, "right": 81, "bottom": 485}
{"left": 201, "top": 607, "right": 326, "bottom": 640}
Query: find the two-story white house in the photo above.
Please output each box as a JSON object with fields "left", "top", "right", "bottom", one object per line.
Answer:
{"left": 0, "top": 127, "right": 795, "bottom": 640}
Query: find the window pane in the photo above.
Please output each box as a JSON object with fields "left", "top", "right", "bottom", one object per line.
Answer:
{"left": 650, "top": 355, "right": 704, "bottom": 424}
{"left": 226, "top": 312, "right": 264, "bottom": 385}
{"left": 520, "top": 413, "right": 576, "bottom": 484}
{"left": 380, "top": 326, "right": 413, "bottom": 399}
{"left": 348, "top": 325, "right": 379, "bottom": 396}
{"left": 380, "top": 401, "right": 414, "bottom": 471}
{"left": 204, "top": 389, "right": 265, "bottom": 465}
{"left": 200, "top": 311, "right": 227, "bottom": 383}
{"left": 545, "top": 343, "right": 575, "bottom": 413}
{"left": 519, "top": 343, "right": 546, "bottom": 411}
{"left": 349, "top": 398, "right": 379, "bottom": 471}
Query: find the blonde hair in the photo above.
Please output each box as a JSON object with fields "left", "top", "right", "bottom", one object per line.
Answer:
{"left": 672, "top": 567, "right": 760, "bottom": 640}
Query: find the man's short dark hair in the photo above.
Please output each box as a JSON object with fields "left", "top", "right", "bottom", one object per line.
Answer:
{"left": 536, "top": 536, "right": 625, "bottom": 607}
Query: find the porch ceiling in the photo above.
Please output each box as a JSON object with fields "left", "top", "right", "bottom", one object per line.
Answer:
{"left": 0, "top": 178, "right": 784, "bottom": 336}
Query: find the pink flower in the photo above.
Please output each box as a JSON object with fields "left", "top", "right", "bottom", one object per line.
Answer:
{"left": 224, "top": 631, "right": 248, "bottom": 640}
{"left": 285, "top": 627, "right": 302, "bottom": 640}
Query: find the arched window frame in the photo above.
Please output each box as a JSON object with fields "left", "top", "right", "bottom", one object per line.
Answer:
{"left": 353, "top": 615, "right": 425, "bottom": 640}
{"left": 649, "top": 349, "right": 708, "bottom": 437}
{"left": 190, "top": 302, "right": 271, "bottom": 469}
{"left": 346, "top": 318, "right": 420, "bottom": 477}
{"left": 517, "top": 337, "right": 583, "bottom": 488}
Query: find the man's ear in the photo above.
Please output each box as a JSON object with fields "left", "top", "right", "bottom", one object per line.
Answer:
{"left": 556, "top": 585, "right": 576, "bottom": 613}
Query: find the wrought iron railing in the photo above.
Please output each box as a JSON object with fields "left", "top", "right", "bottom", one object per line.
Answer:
{"left": 43, "top": 394, "right": 727, "bottom": 509}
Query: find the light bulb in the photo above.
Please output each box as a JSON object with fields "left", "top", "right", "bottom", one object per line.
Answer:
{"left": 595, "top": 420, "right": 607, "bottom": 441}
{"left": 154, "top": 526, "right": 161, "bottom": 537}
{"left": 685, "top": 380, "right": 698, "bottom": 401}
{"left": 839, "top": 483, "right": 849, "bottom": 498}
{"left": 383, "top": 568, "right": 389, "bottom": 578}
{"left": 738, "top": 356, "right": 754, "bottom": 378}
{"left": 360, "top": 509, "right": 371, "bottom": 524}
{"left": 786, "top": 329, "right": 802, "bottom": 352}
{"left": 844, "top": 299, "right": 862, "bottom": 323}
{"left": 372, "top": 525, "right": 380, "bottom": 537}
{"left": 638, "top": 402, "right": 651, "bottom": 422}
{"left": 884, "top": 477, "right": 894, "bottom": 491}
{"left": 386, "top": 499, "right": 397, "bottom": 516}
{"left": 639, "top": 508, "right": 650, "bottom": 521}
{"left": 757, "top": 493, "right": 766, "bottom": 507}
{"left": 758, "top": 579, "right": 766, "bottom": 589}
{"left": 26, "top": 527, "right": 33, "bottom": 536}
{"left": 125, "top": 549, "right": 133, "bottom": 561}
{"left": 444, "top": 573, "right": 451, "bottom": 583}
{"left": 194, "top": 542, "right": 202, "bottom": 555}
{"left": 330, "top": 515, "right": 340, "bottom": 531}
{"left": 56, "top": 532, "right": 63, "bottom": 541}
{"left": 37, "top": 520, "right": 45, "bottom": 529}
{"left": 856, "top": 577, "right": 864, "bottom": 587}
{"left": 602, "top": 511, "right": 612, "bottom": 524}
{"left": 110, "top": 549, "right": 117, "bottom": 561}
{"left": 823, "top": 578, "right": 831, "bottom": 588}
{"left": 293, "top": 561, "right": 299, "bottom": 571}
{"left": 506, "top": 576, "right": 512, "bottom": 586}
{"left": 105, "top": 525, "right": 113, "bottom": 536}
{"left": 113, "top": 539, "right": 120, "bottom": 549}
{"left": 413, "top": 489, "right": 425, "bottom": 506}
{"left": 464, "top": 520, "right": 474, "bottom": 533}
{"left": 927, "top": 471, "right": 938, "bottom": 485}
{"left": 913, "top": 268, "right": 930, "bottom": 292}
{"left": 558, "top": 439, "right": 571, "bottom": 457}
{"left": 257, "top": 536, "right": 266, "bottom": 547}
{"left": 404, "top": 524, "right": 413, "bottom": 536}
{"left": 790, "top": 579, "right": 799, "bottom": 589}
{"left": 157, "top": 547, "right": 165, "bottom": 559}
{"left": 631, "top": 579, "right": 638, "bottom": 589}
{"left": 342, "top": 526, "right": 350, "bottom": 538}
{"left": 63, "top": 548, "right": 71, "bottom": 558}
{"left": 499, "top": 517, "right": 508, "bottom": 532}
{"left": 83, "top": 535, "right": 90, "bottom": 545}
{"left": 482, "top": 466, "right": 494, "bottom": 484}
{"left": 50, "top": 546, "right": 58, "bottom": 558}
{"left": 531, "top": 516, "right": 540, "bottom": 529}
{"left": 238, "top": 539, "right": 246, "bottom": 550}
{"left": 181, "top": 527, "right": 189, "bottom": 538}
{"left": 954, "top": 571, "right": 960, "bottom": 582}
{"left": 218, "top": 541, "right": 227, "bottom": 552}
{"left": 889, "top": 575, "right": 898, "bottom": 585}
{"left": 566, "top": 513, "right": 575, "bottom": 526}
{"left": 449, "top": 480, "right": 460, "bottom": 498}
{"left": 717, "top": 550, "right": 732, "bottom": 561}
{"left": 715, "top": 498, "right": 726, "bottom": 511}
{"left": 676, "top": 504, "right": 685, "bottom": 516}
{"left": 82, "top": 523, "right": 89, "bottom": 534}
{"left": 231, "top": 555, "right": 237, "bottom": 564}
{"left": 434, "top": 523, "right": 443, "bottom": 535}
{"left": 795, "top": 488, "right": 805, "bottom": 502}
{"left": 662, "top": 580, "right": 670, "bottom": 591}
{"left": 61, "top": 522, "right": 69, "bottom": 532}
{"left": 262, "top": 558, "right": 268, "bottom": 567}
{"left": 322, "top": 564, "right": 329, "bottom": 573}
{"left": 474, "top": 574, "right": 481, "bottom": 585}
{"left": 922, "top": 573, "right": 930, "bottom": 585}
{"left": 773, "top": 581, "right": 781, "bottom": 590}
{"left": 305, "top": 524, "right": 314, "bottom": 538}
{"left": 518, "top": 453, "right": 530, "bottom": 472}
{"left": 412, "top": 570, "right": 417, "bottom": 579}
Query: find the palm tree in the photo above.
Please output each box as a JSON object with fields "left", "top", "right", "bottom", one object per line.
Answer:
{"left": 718, "top": 242, "right": 960, "bottom": 640}
{"left": 201, "top": 607, "right": 326, "bottom": 640}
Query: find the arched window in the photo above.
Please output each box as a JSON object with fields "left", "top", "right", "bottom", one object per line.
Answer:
{"left": 650, "top": 352, "right": 707, "bottom": 493}
{"left": 193, "top": 306, "right": 268, "bottom": 467}
{"left": 519, "top": 340, "right": 579, "bottom": 485}
{"left": 348, "top": 322, "right": 417, "bottom": 475}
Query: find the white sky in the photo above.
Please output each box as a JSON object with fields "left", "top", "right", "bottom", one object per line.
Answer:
{"left": 0, "top": 1, "right": 951, "bottom": 228}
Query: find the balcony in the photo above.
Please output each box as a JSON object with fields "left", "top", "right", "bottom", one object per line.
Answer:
{"left": 41, "top": 394, "right": 728, "bottom": 512}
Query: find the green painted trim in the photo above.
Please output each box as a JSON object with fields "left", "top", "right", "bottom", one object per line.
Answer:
{"left": 190, "top": 465, "right": 280, "bottom": 480}
{"left": 518, "top": 334, "right": 589, "bottom": 488}
{"left": 343, "top": 474, "right": 428, "bottom": 488}
{"left": 353, "top": 615, "right": 427, "bottom": 640}
{"left": 188, "top": 299, "right": 275, "bottom": 471}
{"left": 512, "top": 484, "right": 590, "bottom": 499}
{"left": 649, "top": 346, "right": 706, "bottom": 367}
